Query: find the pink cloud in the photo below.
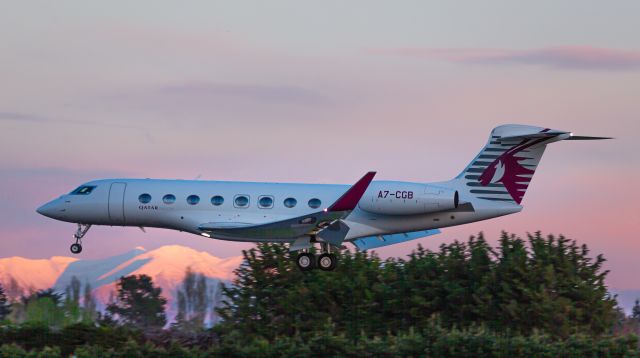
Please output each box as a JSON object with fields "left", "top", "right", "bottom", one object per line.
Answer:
{"left": 371, "top": 46, "right": 640, "bottom": 70}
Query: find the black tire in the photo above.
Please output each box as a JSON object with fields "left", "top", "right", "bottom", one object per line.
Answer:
{"left": 70, "top": 243, "right": 83, "bottom": 254}
{"left": 318, "top": 253, "right": 337, "bottom": 271}
{"left": 296, "top": 252, "right": 315, "bottom": 271}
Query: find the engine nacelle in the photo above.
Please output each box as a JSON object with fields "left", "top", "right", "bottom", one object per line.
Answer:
{"left": 358, "top": 182, "right": 459, "bottom": 215}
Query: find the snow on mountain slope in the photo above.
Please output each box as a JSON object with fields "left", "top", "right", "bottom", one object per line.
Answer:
{"left": 0, "top": 255, "right": 77, "bottom": 296}
{"left": 0, "top": 246, "right": 243, "bottom": 322}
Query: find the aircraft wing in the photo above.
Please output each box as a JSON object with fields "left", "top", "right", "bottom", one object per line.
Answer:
{"left": 352, "top": 229, "right": 441, "bottom": 251}
{"left": 198, "top": 172, "right": 376, "bottom": 243}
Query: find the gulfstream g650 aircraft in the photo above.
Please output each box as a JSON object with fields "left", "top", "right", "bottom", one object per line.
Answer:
{"left": 37, "top": 125, "right": 608, "bottom": 271}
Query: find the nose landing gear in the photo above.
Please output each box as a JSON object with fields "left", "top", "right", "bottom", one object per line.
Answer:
{"left": 70, "top": 224, "right": 91, "bottom": 254}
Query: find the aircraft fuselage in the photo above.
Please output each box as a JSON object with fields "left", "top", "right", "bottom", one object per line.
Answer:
{"left": 37, "top": 178, "right": 520, "bottom": 243}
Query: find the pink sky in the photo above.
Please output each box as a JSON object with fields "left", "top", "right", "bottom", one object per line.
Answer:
{"left": 1, "top": 1, "right": 639, "bottom": 290}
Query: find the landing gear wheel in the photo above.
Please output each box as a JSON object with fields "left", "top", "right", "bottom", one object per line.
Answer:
{"left": 70, "top": 243, "right": 83, "bottom": 254}
{"left": 318, "top": 253, "right": 337, "bottom": 271}
{"left": 69, "top": 224, "right": 91, "bottom": 255}
{"left": 296, "top": 252, "right": 315, "bottom": 271}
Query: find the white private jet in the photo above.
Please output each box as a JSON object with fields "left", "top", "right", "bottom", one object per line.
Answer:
{"left": 37, "top": 124, "right": 608, "bottom": 271}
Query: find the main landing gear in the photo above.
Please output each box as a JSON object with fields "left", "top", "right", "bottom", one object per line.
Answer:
{"left": 295, "top": 243, "right": 338, "bottom": 271}
{"left": 70, "top": 224, "right": 91, "bottom": 254}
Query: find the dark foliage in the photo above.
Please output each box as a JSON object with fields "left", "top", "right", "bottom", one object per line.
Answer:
{"left": 0, "top": 323, "right": 638, "bottom": 357}
{"left": 217, "top": 232, "right": 617, "bottom": 342}
{"left": 106, "top": 274, "right": 167, "bottom": 330}
{"left": 0, "top": 283, "right": 10, "bottom": 321}
{"left": 21, "top": 289, "right": 62, "bottom": 306}
{"left": 633, "top": 299, "right": 640, "bottom": 321}
{"left": 0, "top": 232, "right": 635, "bottom": 356}
{"left": 0, "top": 322, "right": 143, "bottom": 356}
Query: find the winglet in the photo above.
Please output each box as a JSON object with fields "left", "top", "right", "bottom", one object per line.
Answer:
{"left": 327, "top": 171, "right": 376, "bottom": 212}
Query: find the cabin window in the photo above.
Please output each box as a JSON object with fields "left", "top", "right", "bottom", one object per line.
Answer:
{"left": 70, "top": 185, "right": 96, "bottom": 195}
{"left": 284, "top": 197, "right": 297, "bottom": 208}
{"left": 187, "top": 195, "right": 200, "bottom": 205}
{"left": 234, "top": 195, "right": 250, "bottom": 208}
{"left": 308, "top": 198, "right": 322, "bottom": 209}
{"left": 258, "top": 196, "right": 274, "bottom": 209}
{"left": 138, "top": 193, "right": 152, "bottom": 204}
{"left": 211, "top": 195, "right": 224, "bottom": 206}
{"left": 162, "top": 194, "right": 176, "bottom": 204}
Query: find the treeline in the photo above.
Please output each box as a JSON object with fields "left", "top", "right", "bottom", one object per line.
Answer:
{"left": 0, "top": 277, "right": 97, "bottom": 328}
{"left": 1, "top": 323, "right": 638, "bottom": 357}
{"left": 218, "top": 232, "right": 621, "bottom": 339}
{"left": 1, "top": 232, "right": 640, "bottom": 357}
{"left": 0, "top": 269, "right": 217, "bottom": 331}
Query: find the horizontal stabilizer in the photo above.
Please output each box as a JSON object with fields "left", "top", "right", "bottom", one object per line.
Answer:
{"left": 352, "top": 229, "right": 441, "bottom": 251}
{"left": 565, "top": 135, "right": 613, "bottom": 140}
{"left": 498, "top": 130, "right": 569, "bottom": 142}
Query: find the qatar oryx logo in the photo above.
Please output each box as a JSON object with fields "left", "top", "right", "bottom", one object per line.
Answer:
{"left": 478, "top": 130, "right": 550, "bottom": 204}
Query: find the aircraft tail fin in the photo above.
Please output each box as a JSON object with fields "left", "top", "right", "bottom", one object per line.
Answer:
{"left": 455, "top": 124, "right": 608, "bottom": 204}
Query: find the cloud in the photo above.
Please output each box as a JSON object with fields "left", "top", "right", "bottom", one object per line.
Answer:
{"left": 0, "top": 110, "right": 146, "bottom": 129}
{"left": 155, "top": 82, "right": 329, "bottom": 105}
{"left": 0, "top": 111, "right": 45, "bottom": 122}
{"left": 371, "top": 46, "right": 640, "bottom": 71}
{"left": 95, "top": 81, "right": 335, "bottom": 123}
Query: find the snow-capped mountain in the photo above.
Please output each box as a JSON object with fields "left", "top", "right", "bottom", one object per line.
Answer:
{"left": 0, "top": 245, "right": 243, "bottom": 322}
{"left": 0, "top": 255, "right": 78, "bottom": 296}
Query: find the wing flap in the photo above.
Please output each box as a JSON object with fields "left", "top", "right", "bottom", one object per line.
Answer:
{"left": 198, "top": 222, "right": 255, "bottom": 230}
{"left": 352, "top": 229, "right": 441, "bottom": 251}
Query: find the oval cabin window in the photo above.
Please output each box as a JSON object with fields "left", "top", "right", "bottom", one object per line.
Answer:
{"left": 138, "top": 193, "right": 152, "bottom": 204}
{"left": 284, "top": 197, "right": 297, "bottom": 208}
{"left": 162, "top": 194, "right": 176, "bottom": 204}
{"left": 234, "top": 195, "right": 249, "bottom": 208}
{"left": 308, "top": 198, "right": 322, "bottom": 209}
{"left": 186, "top": 195, "right": 200, "bottom": 205}
{"left": 211, "top": 195, "right": 224, "bottom": 206}
{"left": 258, "top": 196, "right": 274, "bottom": 208}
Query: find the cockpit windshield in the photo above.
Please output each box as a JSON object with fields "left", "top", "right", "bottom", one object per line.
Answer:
{"left": 70, "top": 185, "right": 96, "bottom": 195}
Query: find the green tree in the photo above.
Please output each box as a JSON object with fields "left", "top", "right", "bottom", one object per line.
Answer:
{"left": 64, "top": 276, "right": 82, "bottom": 324}
{"left": 632, "top": 299, "right": 640, "bottom": 321}
{"left": 0, "top": 283, "right": 11, "bottom": 321}
{"left": 82, "top": 282, "right": 98, "bottom": 323}
{"left": 23, "top": 289, "right": 65, "bottom": 327}
{"left": 173, "top": 267, "right": 209, "bottom": 331}
{"left": 107, "top": 274, "right": 167, "bottom": 330}
{"left": 61, "top": 276, "right": 98, "bottom": 325}
{"left": 217, "top": 232, "right": 618, "bottom": 342}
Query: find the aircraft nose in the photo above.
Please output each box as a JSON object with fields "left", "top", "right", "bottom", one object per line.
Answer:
{"left": 37, "top": 199, "right": 64, "bottom": 219}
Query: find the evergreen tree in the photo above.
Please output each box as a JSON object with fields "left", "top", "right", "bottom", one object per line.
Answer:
{"left": 217, "top": 232, "right": 618, "bottom": 341}
{"left": 632, "top": 299, "right": 640, "bottom": 321}
{"left": 5, "top": 277, "right": 22, "bottom": 302}
{"left": 0, "top": 283, "right": 11, "bottom": 320}
{"left": 107, "top": 274, "right": 167, "bottom": 330}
